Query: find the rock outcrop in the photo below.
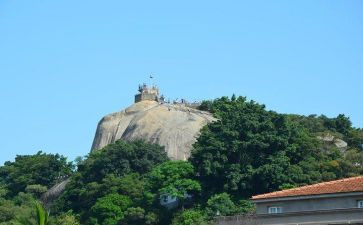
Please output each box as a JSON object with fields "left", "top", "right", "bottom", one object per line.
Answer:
{"left": 317, "top": 133, "right": 348, "bottom": 150}
{"left": 91, "top": 100, "right": 216, "bottom": 160}
{"left": 41, "top": 178, "right": 70, "bottom": 208}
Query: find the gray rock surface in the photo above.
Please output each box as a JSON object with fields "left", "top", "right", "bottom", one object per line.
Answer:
{"left": 317, "top": 133, "right": 335, "bottom": 142}
{"left": 91, "top": 100, "right": 216, "bottom": 160}
{"left": 317, "top": 133, "right": 348, "bottom": 150}
{"left": 41, "top": 178, "right": 70, "bottom": 208}
{"left": 334, "top": 138, "right": 348, "bottom": 149}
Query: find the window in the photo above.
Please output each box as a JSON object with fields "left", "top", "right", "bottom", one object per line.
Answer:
{"left": 268, "top": 206, "right": 282, "bottom": 214}
{"left": 358, "top": 200, "right": 363, "bottom": 208}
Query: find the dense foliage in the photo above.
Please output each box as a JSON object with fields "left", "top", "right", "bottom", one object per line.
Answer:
{"left": 1, "top": 95, "right": 362, "bottom": 225}
{"left": 171, "top": 209, "right": 211, "bottom": 225}
{"left": 0, "top": 151, "right": 73, "bottom": 197}
{"left": 55, "top": 140, "right": 170, "bottom": 224}
{"left": 287, "top": 114, "right": 363, "bottom": 149}
{"left": 192, "top": 96, "right": 363, "bottom": 199}
{"left": 148, "top": 161, "right": 201, "bottom": 209}
{"left": 0, "top": 152, "right": 77, "bottom": 224}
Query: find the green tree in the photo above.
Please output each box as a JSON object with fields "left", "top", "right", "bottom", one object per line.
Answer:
{"left": 235, "top": 199, "right": 255, "bottom": 215}
{"left": 288, "top": 113, "right": 363, "bottom": 150}
{"left": 35, "top": 201, "right": 49, "bottom": 225}
{"left": 171, "top": 209, "right": 210, "bottom": 225}
{"left": 13, "top": 200, "right": 49, "bottom": 225}
{"left": 0, "top": 187, "right": 7, "bottom": 199}
{"left": 346, "top": 129, "right": 363, "bottom": 149}
{"left": 334, "top": 114, "right": 352, "bottom": 136}
{"left": 0, "top": 193, "right": 36, "bottom": 224}
{"left": 205, "top": 193, "right": 236, "bottom": 217}
{"left": 0, "top": 151, "right": 73, "bottom": 197}
{"left": 77, "top": 140, "right": 168, "bottom": 184}
{"left": 25, "top": 185, "right": 48, "bottom": 198}
{"left": 121, "top": 207, "right": 146, "bottom": 225}
{"left": 190, "top": 96, "right": 333, "bottom": 198}
{"left": 279, "top": 183, "right": 297, "bottom": 190}
{"left": 90, "top": 193, "right": 131, "bottom": 225}
{"left": 52, "top": 211, "right": 80, "bottom": 225}
{"left": 119, "top": 207, "right": 158, "bottom": 225}
{"left": 55, "top": 140, "right": 168, "bottom": 223}
{"left": 148, "top": 161, "right": 201, "bottom": 209}
{"left": 0, "top": 199, "right": 16, "bottom": 222}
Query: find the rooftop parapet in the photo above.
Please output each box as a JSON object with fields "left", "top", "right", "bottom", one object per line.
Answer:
{"left": 135, "top": 83, "right": 160, "bottom": 103}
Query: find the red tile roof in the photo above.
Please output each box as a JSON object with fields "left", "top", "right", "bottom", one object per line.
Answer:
{"left": 252, "top": 176, "right": 363, "bottom": 200}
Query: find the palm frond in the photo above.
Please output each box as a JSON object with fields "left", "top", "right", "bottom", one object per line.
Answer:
{"left": 35, "top": 201, "right": 49, "bottom": 225}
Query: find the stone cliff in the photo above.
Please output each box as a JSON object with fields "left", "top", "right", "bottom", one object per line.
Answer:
{"left": 91, "top": 100, "right": 216, "bottom": 160}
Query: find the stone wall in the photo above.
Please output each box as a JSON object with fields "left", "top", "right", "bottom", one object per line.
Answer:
{"left": 134, "top": 93, "right": 158, "bottom": 103}
{"left": 215, "top": 215, "right": 261, "bottom": 225}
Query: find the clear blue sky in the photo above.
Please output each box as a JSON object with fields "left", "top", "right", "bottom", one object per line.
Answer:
{"left": 1, "top": 1, "right": 362, "bottom": 165}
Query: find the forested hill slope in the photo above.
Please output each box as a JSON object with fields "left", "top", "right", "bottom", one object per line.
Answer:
{"left": 0, "top": 95, "right": 362, "bottom": 225}
{"left": 192, "top": 96, "right": 363, "bottom": 198}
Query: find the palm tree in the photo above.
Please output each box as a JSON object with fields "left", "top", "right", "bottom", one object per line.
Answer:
{"left": 16, "top": 201, "right": 49, "bottom": 225}
{"left": 35, "top": 201, "right": 49, "bottom": 225}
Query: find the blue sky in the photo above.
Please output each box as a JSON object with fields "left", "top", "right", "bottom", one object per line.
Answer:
{"left": 0, "top": 1, "right": 362, "bottom": 165}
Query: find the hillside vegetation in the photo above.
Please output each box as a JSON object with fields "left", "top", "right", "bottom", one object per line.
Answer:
{"left": 0, "top": 96, "right": 362, "bottom": 225}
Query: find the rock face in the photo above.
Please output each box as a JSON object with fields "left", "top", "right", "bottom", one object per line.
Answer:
{"left": 317, "top": 133, "right": 348, "bottom": 150}
{"left": 91, "top": 100, "right": 216, "bottom": 160}
{"left": 41, "top": 178, "right": 70, "bottom": 208}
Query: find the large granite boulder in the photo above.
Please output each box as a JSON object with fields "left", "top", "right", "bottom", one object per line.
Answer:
{"left": 91, "top": 100, "right": 216, "bottom": 160}
{"left": 41, "top": 178, "right": 70, "bottom": 208}
{"left": 317, "top": 133, "right": 348, "bottom": 150}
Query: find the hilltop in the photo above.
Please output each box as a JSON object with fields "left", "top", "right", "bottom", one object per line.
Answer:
{"left": 0, "top": 94, "right": 362, "bottom": 225}
{"left": 91, "top": 84, "right": 215, "bottom": 160}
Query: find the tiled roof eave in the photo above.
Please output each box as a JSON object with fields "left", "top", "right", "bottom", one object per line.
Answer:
{"left": 252, "top": 191, "right": 363, "bottom": 203}
{"left": 251, "top": 176, "right": 363, "bottom": 201}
